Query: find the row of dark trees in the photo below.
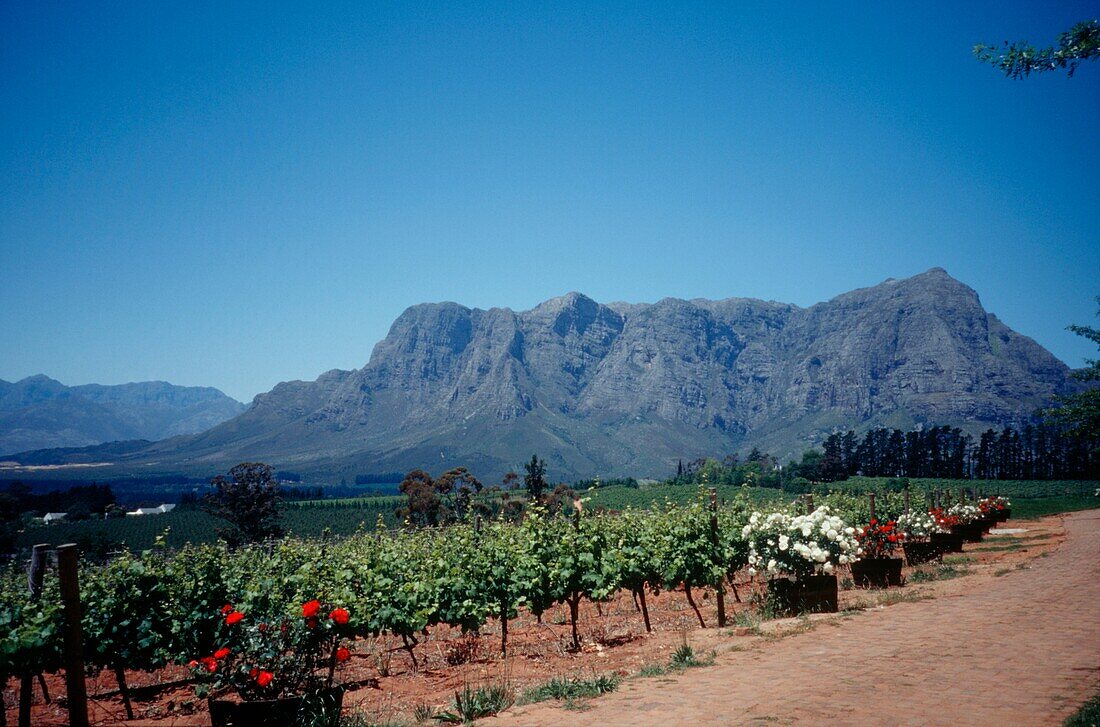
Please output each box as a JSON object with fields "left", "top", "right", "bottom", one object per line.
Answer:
{"left": 807, "top": 424, "right": 1095, "bottom": 482}
{"left": 0, "top": 482, "right": 116, "bottom": 518}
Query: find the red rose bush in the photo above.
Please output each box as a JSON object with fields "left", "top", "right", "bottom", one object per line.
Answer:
{"left": 855, "top": 518, "right": 904, "bottom": 559}
{"left": 189, "top": 598, "right": 353, "bottom": 701}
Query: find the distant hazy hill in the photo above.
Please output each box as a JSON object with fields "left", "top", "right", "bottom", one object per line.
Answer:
{"left": 0, "top": 376, "right": 246, "bottom": 455}
{"left": 57, "top": 267, "right": 1069, "bottom": 482}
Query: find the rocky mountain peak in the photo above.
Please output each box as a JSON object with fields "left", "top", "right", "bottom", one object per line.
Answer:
{"left": 106, "top": 269, "right": 1074, "bottom": 481}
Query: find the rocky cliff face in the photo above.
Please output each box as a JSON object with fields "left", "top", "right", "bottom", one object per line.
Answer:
{"left": 121, "top": 268, "right": 1073, "bottom": 481}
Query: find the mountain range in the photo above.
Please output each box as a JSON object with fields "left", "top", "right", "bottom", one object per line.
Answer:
{"left": 0, "top": 376, "right": 246, "bottom": 456}
{"left": 2, "top": 268, "right": 1076, "bottom": 482}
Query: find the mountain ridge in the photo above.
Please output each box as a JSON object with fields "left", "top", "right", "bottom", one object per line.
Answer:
{"left": 3, "top": 269, "right": 1076, "bottom": 480}
{"left": 0, "top": 376, "right": 246, "bottom": 455}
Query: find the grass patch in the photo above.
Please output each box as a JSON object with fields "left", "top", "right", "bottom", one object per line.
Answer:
{"left": 638, "top": 662, "right": 667, "bottom": 677}
{"left": 436, "top": 683, "right": 514, "bottom": 724}
{"left": 875, "top": 589, "right": 932, "bottom": 606}
{"left": 972, "top": 542, "right": 1027, "bottom": 553}
{"left": 670, "top": 643, "right": 705, "bottom": 668}
{"left": 1011, "top": 496, "right": 1098, "bottom": 520}
{"left": 752, "top": 615, "right": 818, "bottom": 641}
{"left": 1064, "top": 691, "right": 1100, "bottom": 727}
{"left": 943, "top": 554, "right": 976, "bottom": 565}
{"left": 562, "top": 698, "right": 593, "bottom": 712}
{"left": 518, "top": 674, "right": 620, "bottom": 705}
{"left": 412, "top": 704, "right": 436, "bottom": 723}
{"left": 909, "top": 563, "right": 969, "bottom": 583}
{"left": 340, "top": 714, "right": 410, "bottom": 727}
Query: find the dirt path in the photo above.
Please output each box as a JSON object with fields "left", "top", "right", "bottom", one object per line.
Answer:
{"left": 499, "top": 510, "right": 1100, "bottom": 726}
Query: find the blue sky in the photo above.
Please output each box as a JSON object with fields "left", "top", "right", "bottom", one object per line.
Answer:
{"left": 2, "top": 2, "right": 1097, "bottom": 402}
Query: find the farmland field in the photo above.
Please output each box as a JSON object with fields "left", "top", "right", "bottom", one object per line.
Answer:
{"left": 14, "top": 479, "right": 1098, "bottom": 555}
{"left": 5, "top": 496, "right": 1096, "bottom": 726}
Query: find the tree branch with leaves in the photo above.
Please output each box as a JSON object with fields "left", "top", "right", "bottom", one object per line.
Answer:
{"left": 974, "top": 20, "right": 1099, "bottom": 78}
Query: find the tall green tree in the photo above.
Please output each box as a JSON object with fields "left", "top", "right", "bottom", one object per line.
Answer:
{"left": 523, "top": 454, "right": 548, "bottom": 503}
{"left": 974, "top": 20, "right": 1099, "bottom": 78}
{"left": 396, "top": 469, "right": 442, "bottom": 526}
{"left": 203, "top": 462, "right": 283, "bottom": 545}
{"left": 435, "top": 466, "right": 484, "bottom": 521}
{"left": 1043, "top": 298, "right": 1100, "bottom": 441}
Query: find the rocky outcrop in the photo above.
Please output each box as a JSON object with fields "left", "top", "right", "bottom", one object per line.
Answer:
{"left": 107, "top": 268, "right": 1074, "bottom": 481}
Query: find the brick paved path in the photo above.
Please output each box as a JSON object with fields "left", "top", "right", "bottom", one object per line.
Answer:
{"left": 502, "top": 510, "right": 1100, "bottom": 726}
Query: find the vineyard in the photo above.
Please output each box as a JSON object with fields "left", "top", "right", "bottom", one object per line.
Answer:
{"left": 3, "top": 482, "right": 1097, "bottom": 724}
{"left": 12, "top": 478, "right": 1097, "bottom": 558}
{"left": 12, "top": 499, "right": 404, "bottom": 556}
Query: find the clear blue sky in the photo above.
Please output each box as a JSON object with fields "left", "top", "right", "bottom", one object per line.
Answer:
{"left": 2, "top": 2, "right": 1097, "bottom": 403}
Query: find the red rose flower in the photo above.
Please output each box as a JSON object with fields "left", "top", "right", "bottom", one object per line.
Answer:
{"left": 201, "top": 656, "right": 218, "bottom": 673}
{"left": 306, "top": 617, "right": 318, "bottom": 629}
{"left": 329, "top": 607, "right": 350, "bottom": 625}
{"left": 302, "top": 600, "right": 321, "bottom": 618}
{"left": 226, "top": 611, "right": 244, "bottom": 625}
{"left": 249, "top": 667, "right": 259, "bottom": 679}
{"left": 220, "top": 603, "right": 233, "bottom": 615}
{"left": 188, "top": 659, "right": 199, "bottom": 668}
{"left": 256, "top": 670, "right": 274, "bottom": 688}
{"left": 214, "top": 647, "right": 230, "bottom": 659}
{"left": 336, "top": 646, "right": 351, "bottom": 662}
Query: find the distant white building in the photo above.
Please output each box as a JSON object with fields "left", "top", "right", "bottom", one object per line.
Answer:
{"left": 42, "top": 512, "right": 68, "bottom": 523}
{"left": 126, "top": 504, "right": 177, "bottom": 517}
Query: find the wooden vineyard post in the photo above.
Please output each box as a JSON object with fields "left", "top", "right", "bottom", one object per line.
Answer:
{"left": 56, "top": 544, "right": 89, "bottom": 727}
{"left": 904, "top": 487, "right": 911, "bottom": 518}
{"left": 805, "top": 494, "right": 814, "bottom": 515}
{"left": 868, "top": 492, "right": 876, "bottom": 522}
{"left": 709, "top": 488, "right": 727, "bottom": 627}
{"left": 18, "top": 544, "right": 50, "bottom": 727}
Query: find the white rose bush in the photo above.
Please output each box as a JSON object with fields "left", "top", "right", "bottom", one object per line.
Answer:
{"left": 896, "top": 511, "right": 945, "bottom": 540}
{"left": 948, "top": 503, "right": 982, "bottom": 524}
{"left": 742, "top": 506, "right": 861, "bottom": 580}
